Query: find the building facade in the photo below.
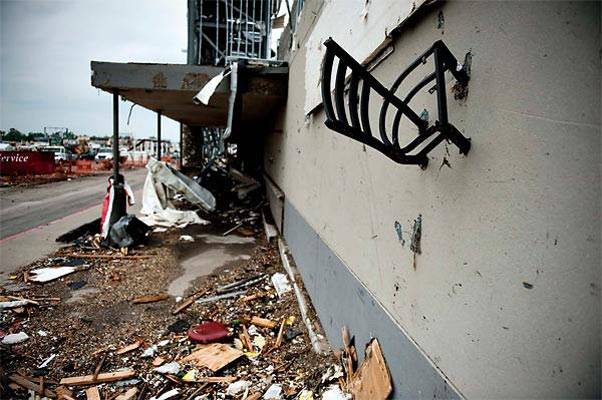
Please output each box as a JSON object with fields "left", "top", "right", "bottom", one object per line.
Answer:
{"left": 263, "top": 1, "right": 601, "bottom": 398}
{"left": 91, "top": 1, "right": 601, "bottom": 398}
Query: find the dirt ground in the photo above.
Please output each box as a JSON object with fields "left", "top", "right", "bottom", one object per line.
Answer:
{"left": 0, "top": 221, "right": 344, "bottom": 399}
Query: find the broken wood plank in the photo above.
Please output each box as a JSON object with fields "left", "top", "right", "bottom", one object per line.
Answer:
{"left": 180, "top": 344, "right": 243, "bottom": 372}
{"left": 9, "top": 374, "right": 55, "bottom": 397}
{"left": 241, "top": 325, "right": 253, "bottom": 352}
{"left": 92, "top": 353, "right": 106, "bottom": 381}
{"left": 348, "top": 339, "right": 392, "bottom": 400}
{"left": 85, "top": 386, "right": 101, "bottom": 400}
{"left": 67, "top": 254, "right": 153, "bottom": 259}
{"left": 115, "top": 387, "right": 138, "bottom": 400}
{"left": 152, "top": 356, "right": 166, "bottom": 367}
{"left": 239, "top": 293, "right": 266, "bottom": 302}
{"left": 171, "top": 289, "right": 207, "bottom": 314}
{"left": 188, "top": 376, "right": 236, "bottom": 383}
{"left": 250, "top": 316, "right": 277, "bottom": 329}
{"left": 59, "top": 370, "right": 136, "bottom": 386}
{"left": 275, "top": 319, "right": 286, "bottom": 348}
{"left": 55, "top": 385, "right": 73, "bottom": 400}
{"left": 132, "top": 294, "right": 169, "bottom": 304}
{"left": 115, "top": 341, "right": 141, "bottom": 355}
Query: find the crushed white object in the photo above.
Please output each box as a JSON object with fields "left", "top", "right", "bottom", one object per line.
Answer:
{"left": 299, "top": 390, "right": 314, "bottom": 400}
{"left": 153, "top": 227, "right": 168, "bottom": 233}
{"left": 157, "top": 340, "right": 170, "bottom": 347}
{"left": 2, "top": 332, "right": 29, "bottom": 344}
{"left": 139, "top": 162, "right": 211, "bottom": 228}
{"left": 141, "top": 345, "right": 158, "bottom": 358}
{"left": 115, "top": 379, "right": 141, "bottom": 387}
{"left": 38, "top": 354, "right": 56, "bottom": 368}
{"left": 179, "top": 235, "right": 194, "bottom": 242}
{"left": 154, "top": 361, "right": 180, "bottom": 375}
{"left": 150, "top": 388, "right": 179, "bottom": 400}
{"left": 247, "top": 325, "right": 258, "bottom": 336}
{"left": 271, "top": 273, "right": 292, "bottom": 297}
{"left": 29, "top": 266, "right": 77, "bottom": 283}
{"left": 321, "top": 365, "right": 344, "bottom": 383}
{"left": 0, "top": 300, "right": 33, "bottom": 309}
{"left": 263, "top": 384, "right": 283, "bottom": 399}
{"left": 321, "top": 385, "right": 350, "bottom": 400}
{"left": 226, "top": 380, "right": 251, "bottom": 396}
{"left": 144, "top": 158, "right": 215, "bottom": 211}
{"left": 37, "top": 330, "right": 48, "bottom": 336}
{"left": 193, "top": 70, "right": 230, "bottom": 105}
{"left": 253, "top": 335, "right": 266, "bottom": 350}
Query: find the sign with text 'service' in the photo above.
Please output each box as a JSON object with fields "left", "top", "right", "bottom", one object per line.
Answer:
{"left": 0, "top": 151, "right": 55, "bottom": 176}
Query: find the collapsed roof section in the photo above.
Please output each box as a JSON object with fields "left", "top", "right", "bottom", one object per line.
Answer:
{"left": 90, "top": 60, "right": 288, "bottom": 129}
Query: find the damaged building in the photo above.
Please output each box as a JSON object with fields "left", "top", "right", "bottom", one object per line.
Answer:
{"left": 86, "top": 0, "right": 601, "bottom": 399}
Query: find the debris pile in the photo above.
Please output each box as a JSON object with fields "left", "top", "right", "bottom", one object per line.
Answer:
{"left": 1, "top": 223, "right": 393, "bottom": 399}
{"left": 2, "top": 161, "right": 394, "bottom": 399}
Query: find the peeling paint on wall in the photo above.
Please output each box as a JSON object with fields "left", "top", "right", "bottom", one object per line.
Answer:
{"left": 394, "top": 221, "right": 405, "bottom": 246}
{"left": 410, "top": 214, "right": 422, "bottom": 255}
{"left": 410, "top": 214, "right": 422, "bottom": 270}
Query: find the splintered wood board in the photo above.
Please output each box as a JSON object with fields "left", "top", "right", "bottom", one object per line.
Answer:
{"left": 180, "top": 343, "right": 243, "bottom": 372}
{"left": 59, "top": 370, "right": 136, "bottom": 386}
{"left": 349, "top": 339, "right": 392, "bottom": 400}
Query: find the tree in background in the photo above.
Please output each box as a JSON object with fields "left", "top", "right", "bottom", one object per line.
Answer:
{"left": 2, "top": 128, "right": 26, "bottom": 142}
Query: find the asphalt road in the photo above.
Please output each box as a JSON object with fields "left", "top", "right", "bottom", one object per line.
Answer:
{"left": 0, "top": 168, "right": 147, "bottom": 276}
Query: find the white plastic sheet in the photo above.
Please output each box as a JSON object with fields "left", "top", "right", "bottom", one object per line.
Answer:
{"left": 139, "top": 159, "right": 213, "bottom": 228}
{"left": 29, "top": 266, "right": 77, "bottom": 283}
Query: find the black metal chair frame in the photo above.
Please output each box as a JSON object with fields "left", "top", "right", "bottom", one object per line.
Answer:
{"left": 321, "top": 38, "right": 471, "bottom": 167}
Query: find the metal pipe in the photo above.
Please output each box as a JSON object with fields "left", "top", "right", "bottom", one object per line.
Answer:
{"left": 237, "top": 0, "right": 242, "bottom": 55}
{"left": 179, "top": 124, "right": 183, "bottom": 168}
{"left": 112, "top": 91, "right": 119, "bottom": 179}
{"left": 251, "top": 0, "right": 255, "bottom": 57}
{"left": 216, "top": 0, "right": 219, "bottom": 65}
{"left": 157, "top": 110, "right": 162, "bottom": 161}
{"left": 198, "top": 0, "right": 204, "bottom": 64}
{"left": 229, "top": 0, "right": 233, "bottom": 59}
{"left": 245, "top": 0, "right": 249, "bottom": 56}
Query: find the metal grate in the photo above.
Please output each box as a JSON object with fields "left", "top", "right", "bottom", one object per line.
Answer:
{"left": 321, "top": 38, "right": 472, "bottom": 168}
{"left": 188, "top": 0, "right": 278, "bottom": 66}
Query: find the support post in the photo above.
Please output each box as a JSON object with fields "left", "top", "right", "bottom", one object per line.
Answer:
{"left": 113, "top": 92, "right": 120, "bottom": 179}
{"left": 109, "top": 91, "right": 126, "bottom": 232}
{"left": 157, "top": 110, "right": 162, "bottom": 161}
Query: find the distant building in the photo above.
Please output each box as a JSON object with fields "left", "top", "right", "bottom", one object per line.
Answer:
{"left": 132, "top": 138, "right": 176, "bottom": 159}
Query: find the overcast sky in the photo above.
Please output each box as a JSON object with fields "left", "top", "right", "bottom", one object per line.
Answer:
{"left": 0, "top": 0, "right": 187, "bottom": 141}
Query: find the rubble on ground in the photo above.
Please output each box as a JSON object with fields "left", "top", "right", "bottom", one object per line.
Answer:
{"left": 1, "top": 162, "right": 393, "bottom": 399}
{"left": 1, "top": 224, "right": 392, "bottom": 399}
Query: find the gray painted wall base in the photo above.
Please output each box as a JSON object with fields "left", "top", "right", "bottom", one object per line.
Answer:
{"left": 283, "top": 199, "right": 462, "bottom": 399}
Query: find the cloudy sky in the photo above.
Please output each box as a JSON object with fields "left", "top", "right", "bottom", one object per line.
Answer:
{"left": 1, "top": 0, "right": 187, "bottom": 141}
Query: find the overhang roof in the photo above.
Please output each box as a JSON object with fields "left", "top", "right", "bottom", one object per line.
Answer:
{"left": 90, "top": 61, "right": 287, "bottom": 127}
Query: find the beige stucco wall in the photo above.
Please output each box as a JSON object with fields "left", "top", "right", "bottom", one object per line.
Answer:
{"left": 265, "top": 1, "right": 600, "bottom": 398}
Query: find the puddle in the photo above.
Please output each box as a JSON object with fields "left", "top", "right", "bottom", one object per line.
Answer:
{"left": 195, "top": 234, "right": 255, "bottom": 245}
{"left": 168, "top": 234, "right": 255, "bottom": 297}
{"left": 66, "top": 287, "right": 101, "bottom": 304}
